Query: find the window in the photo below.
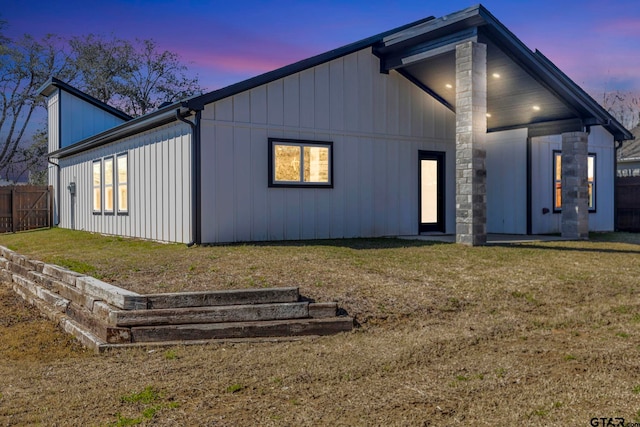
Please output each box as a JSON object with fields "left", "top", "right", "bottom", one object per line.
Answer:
{"left": 553, "top": 151, "right": 596, "bottom": 212}
{"left": 93, "top": 160, "right": 101, "bottom": 213}
{"left": 104, "top": 157, "right": 114, "bottom": 213}
{"left": 117, "top": 153, "right": 128, "bottom": 213}
{"left": 268, "top": 138, "right": 333, "bottom": 187}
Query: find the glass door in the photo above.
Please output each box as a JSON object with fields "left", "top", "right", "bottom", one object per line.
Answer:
{"left": 419, "top": 151, "right": 445, "bottom": 233}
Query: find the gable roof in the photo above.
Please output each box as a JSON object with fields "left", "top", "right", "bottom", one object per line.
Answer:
{"left": 48, "top": 4, "right": 632, "bottom": 159}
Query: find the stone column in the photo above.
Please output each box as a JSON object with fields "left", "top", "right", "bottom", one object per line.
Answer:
{"left": 561, "top": 131, "right": 589, "bottom": 239}
{"left": 455, "top": 41, "right": 487, "bottom": 246}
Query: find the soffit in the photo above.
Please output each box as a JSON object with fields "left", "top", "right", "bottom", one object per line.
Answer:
{"left": 373, "top": 5, "right": 632, "bottom": 140}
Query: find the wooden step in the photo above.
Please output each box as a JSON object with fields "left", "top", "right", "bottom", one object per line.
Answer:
{"left": 66, "top": 303, "right": 132, "bottom": 344}
{"left": 130, "top": 317, "right": 354, "bottom": 343}
{"left": 144, "top": 287, "right": 300, "bottom": 309}
{"left": 110, "top": 302, "right": 309, "bottom": 327}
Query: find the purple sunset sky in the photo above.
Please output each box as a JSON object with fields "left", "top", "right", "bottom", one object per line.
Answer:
{"left": 3, "top": 0, "right": 640, "bottom": 97}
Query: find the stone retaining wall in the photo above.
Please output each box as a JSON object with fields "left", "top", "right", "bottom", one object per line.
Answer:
{"left": 0, "top": 245, "right": 352, "bottom": 353}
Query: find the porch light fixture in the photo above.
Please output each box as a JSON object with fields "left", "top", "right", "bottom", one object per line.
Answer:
{"left": 445, "top": 83, "right": 453, "bottom": 89}
{"left": 532, "top": 105, "right": 541, "bottom": 111}
{"left": 486, "top": 113, "right": 492, "bottom": 118}
{"left": 492, "top": 73, "right": 501, "bottom": 79}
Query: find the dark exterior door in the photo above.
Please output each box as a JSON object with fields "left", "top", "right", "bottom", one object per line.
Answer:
{"left": 419, "top": 151, "right": 445, "bottom": 233}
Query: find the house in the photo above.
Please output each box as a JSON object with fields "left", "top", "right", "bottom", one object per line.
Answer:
{"left": 617, "top": 125, "right": 640, "bottom": 178}
{"left": 40, "top": 5, "right": 632, "bottom": 246}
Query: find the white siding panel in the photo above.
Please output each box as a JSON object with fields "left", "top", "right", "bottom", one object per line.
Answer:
{"left": 215, "top": 125, "right": 235, "bottom": 243}
{"left": 250, "top": 127, "right": 269, "bottom": 241}
{"left": 485, "top": 129, "right": 527, "bottom": 234}
{"left": 283, "top": 75, "right": 300, "bottom": 128}
{"left": 59, "top": 91, "right": 126, "bottom": 148}
{"left": 343, "top": 136, "right": 360, "bottom": 237}
{"left": 215, "top": 97, "right": 233, "bottom": 122}
{"left": 48, "top": 92, "right": 60, "bottom": 153}
{"left": 233, "top": 91, "right": 251, "bottom": 123}
{"left": 343, "top": 54, "right": 359, "bottom": 133}
{"left": 250, "top": 86, "right": 267, "bottom": 125}
{"left": 587, "top": 126, "right": 615, "bottom": 231}
{"left": 267, "top": 81, "right": 284, "bottom": 126}
{"left": 357, "top": 51, "right": 373, "bottom": 134}
{"left": 531, "top": 135, "right": 561, "bottom": 234}
{"left": 57, "top": 121, "right": 192, "bottom": 243}
{"left": 329, "top": 59, "right": 345, "bottom": 132}
{"left": 234, "top": 127, "right": 252, "bottom": 242}
{"left": 299, "top": 69, "right": 315, "bottom": 129}
{"left": 314, "top": 64, "right": 330, "bottom": 130}
{"left": 372, "top": 139, "right": 387, "bottom": 236}
{"left": 385, "top": 142, "right": 400, "bottom": 235}
{"left": 199, "top": 48, "right": 457, "bottom": 243}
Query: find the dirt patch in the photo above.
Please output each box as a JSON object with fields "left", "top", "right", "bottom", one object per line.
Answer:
{"left": 1, "top": 230, "right": 639, "bottom": 425}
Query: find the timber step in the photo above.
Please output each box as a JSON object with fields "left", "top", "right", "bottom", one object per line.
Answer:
{"left": 110, "top": 302, "right": 311, "bottom": 327}
{"left": 144, "top": 287, "right": 300, "bottom": 309}
{"left": 130, "top": 317, "right": 355, "bottom": 343}
{"left": 0, "top": 246, "right": 353, "bottom": 351}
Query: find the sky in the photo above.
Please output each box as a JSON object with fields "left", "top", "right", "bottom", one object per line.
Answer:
{"left": 2, "top": 0, "right": 640, "bottom": 96}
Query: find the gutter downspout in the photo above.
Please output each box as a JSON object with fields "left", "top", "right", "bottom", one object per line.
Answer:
{"left": 47, "top": 157, "right": 60, "bottom": 226}
{"left": 176, "top": 109, "right": 202, "bottom": 247}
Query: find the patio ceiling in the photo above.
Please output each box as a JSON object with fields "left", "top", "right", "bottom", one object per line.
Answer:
{"left": 373, "top": 5, "right": 632, "bottom": 141}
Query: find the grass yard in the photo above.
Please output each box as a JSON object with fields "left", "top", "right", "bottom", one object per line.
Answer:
{"left": 0, "top": 229, "right": 639, "bottom": 425}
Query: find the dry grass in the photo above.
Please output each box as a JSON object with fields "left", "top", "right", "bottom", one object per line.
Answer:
{"left": 1, "top": 229, "right": 639, "bottom": 425}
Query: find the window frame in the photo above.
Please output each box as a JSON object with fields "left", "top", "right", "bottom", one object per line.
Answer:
{"left": 116, "top": 152, "right": 129, "bottom": 215}
{"left": 92, "top": 160, "right": 102, "bottom": 214}
{"left": 103, "top": 157, "right": 115, "bottom": 215}
{"left": 268, "top": 138, "right": 334, "bottom": 188}
{"left": 552, "top": 150, "right": 596, "bottom": 213}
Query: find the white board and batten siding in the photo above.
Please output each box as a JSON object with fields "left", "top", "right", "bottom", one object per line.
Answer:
{"left": 48, "top": 92, "right": 60, "bottom": 224}
{"left": 199, "top": 47, "right": 456, "bottom": 244}
{"left": 58, "top": 122, "right": 192, "bottom": 243}
{"left": 531, "top": 126, "right": 615, "bottom": 234}
{"left": 59, "top": 90, "right": 127, "bottom": 148}
{"left": 485, "top": 128, "right": 528, "bottom": 234}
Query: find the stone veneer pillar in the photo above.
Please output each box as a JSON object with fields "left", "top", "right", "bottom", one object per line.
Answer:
{"left": 561, "top": 131, "right": 589, "bottom": 239}
{"left": 455, "top": 41, "right": 487, "bottom": 246}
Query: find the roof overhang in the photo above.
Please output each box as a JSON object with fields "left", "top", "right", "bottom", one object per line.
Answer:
{"left": 39, "top": 77, "right": 133, "bottom": 122}
{"left": 49, "top": 104, "right": 191, "bottom": 159}
{"left": 372, "top": 4, "right": 633, "bottom": 142}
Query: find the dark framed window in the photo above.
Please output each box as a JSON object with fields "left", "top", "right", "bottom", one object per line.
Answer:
{"left": 268, "top": 138, "right": 333, "bottom": 188}
{"left": 553, "top": 151, "right": 596, "bottom": 212}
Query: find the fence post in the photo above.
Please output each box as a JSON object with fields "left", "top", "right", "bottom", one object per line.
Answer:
{"left": 48, "top": 185, "right": 53, "bottom": 229}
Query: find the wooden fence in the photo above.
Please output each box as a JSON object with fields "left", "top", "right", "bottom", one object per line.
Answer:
{"left": 616, "top": 177, "right": 640, "bottom": 232}
{"left": 0, "top": 185, "right": 53, "bottom": 233}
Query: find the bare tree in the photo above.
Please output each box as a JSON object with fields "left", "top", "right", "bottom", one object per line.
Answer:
{"left": 69, "top": 35, "right": 202, "bottom": 116}
{"left": 68, "top": 34, "right": 134, "bottom": 106}
{"left": 0, "top": 23, "right": 202, "bottom": 183}
{"left": 599, "top": 90, "right": 640, "bottom": 131}
{"left": 0, "top": 21, "right": 75, "bottom": 181}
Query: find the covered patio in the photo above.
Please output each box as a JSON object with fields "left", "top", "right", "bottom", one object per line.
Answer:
{"left": 374, "top": 5, "right": 631, "bottom": 245}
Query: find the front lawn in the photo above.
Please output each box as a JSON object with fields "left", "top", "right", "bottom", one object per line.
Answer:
{"left": 0, "top": 229, "right": 639, "bottom": 425}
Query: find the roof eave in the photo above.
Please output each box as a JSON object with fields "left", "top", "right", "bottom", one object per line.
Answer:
{"left": 475, "top": 5, "right": 632, "bottom": 141}
{"left": 50, "top": 104, "right": 189, "bottom": 159}
{"left": 184, "top": 15, "right": 436, "bottom": 110}
{"left": 39, "top": 77, "right": 133, "bottom": 122}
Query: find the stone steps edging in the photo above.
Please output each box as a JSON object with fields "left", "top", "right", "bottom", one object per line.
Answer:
{"left": 0, "top": 245, "right": 353, "bottom": 352}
